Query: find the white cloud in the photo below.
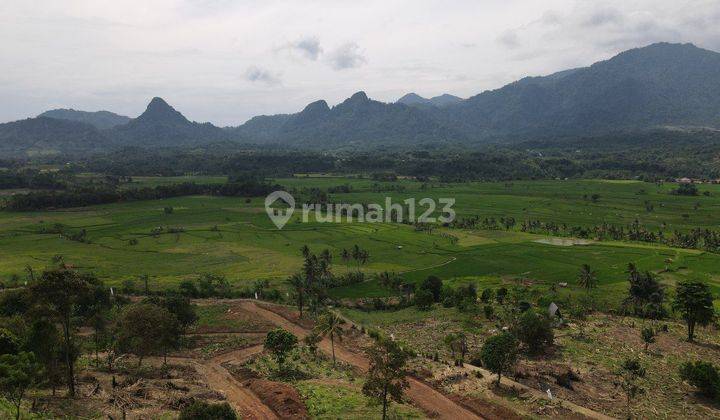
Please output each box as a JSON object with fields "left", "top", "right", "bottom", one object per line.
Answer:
{"left": 327, "top": 42, "right": 366, "bottom": 70}
{"left": 245, "top": 66, "right": 281, "bottom": 85}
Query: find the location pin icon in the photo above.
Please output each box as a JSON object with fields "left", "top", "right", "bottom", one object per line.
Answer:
{"left": 265, "top": 191, "right": 295, "bottom": 229}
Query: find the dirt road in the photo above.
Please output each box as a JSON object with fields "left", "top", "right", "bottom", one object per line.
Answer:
{"left": 169, "top": 344, "right": 278, "bottom": 420}
{"left": 239, "top": 301, "right": 483, "bottom": 420}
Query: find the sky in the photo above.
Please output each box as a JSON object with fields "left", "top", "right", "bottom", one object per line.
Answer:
{"left": 1, "top": 0, "right": 719, "bottom": 126}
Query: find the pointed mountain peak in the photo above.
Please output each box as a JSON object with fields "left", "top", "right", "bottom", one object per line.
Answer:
{"left": 349, "top": 91, "right": 369, "bottom": 102}
{"left": 302, "top": 99, "right": 330, "bottom": 113}
{"left": 137, "top": 97, "right": 189, "bottom": 125}
{"left": 289, "top": 99, "right": 331, "bottom": 126}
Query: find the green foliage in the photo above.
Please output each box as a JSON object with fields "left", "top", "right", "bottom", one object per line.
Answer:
{"left": 419, "top": 276, "right": 443, "bottom": 302}
{"left": 480, "top": 288, "right": 494, "bottom": 303}
{"left": 480, "top": 332, "right": 519, "bottom": 385}
{"left": 0, "top": 352, "right": 41, "bottom": 420}
{"left": 483, "top": 304, "right": 494, "bottom": 320}
{"left": 264, "top": 328, "right": 298, "bottom": 370}
{"left": 671, "top": 183, "right": 699, "bottom": 196}
{"left": 362, "top": 338, "right": 410, "bottom": 420}
{"left": 623, "top": 263, "right": 666, "bottom": 319}
{"left": 496, "top": 287, "right": 508, "bottom": 305}
{"left": 144, "top": 295, "right": 198, "bottom": 330}
{"left": 179, "top": 401, "right": 237, "bottom": 420}
{"left": 116, "top": 303, "right": 181, "bottom": 365}
{"left": 511, "top": 309, "right": 554, "bottom": 354}
{"left": 577, "top": 264, "right": 597, "bottom": 292}
{"left": 414, "top": 288, "right": 434, "bottom": 310}
{"left": 618, "top": 357, "right": 646, "bottom": 409}
{"left": 29, "top": 268, "right": 101, "bottom": 397}
{"left": 673, "top": 280, "right": 716, "bottom": 342}
{"left": 25, "top": 320, "right": 63, "bottom": 392}
{"left": 0, "top": 329, "right": 18, "bottom": 356}
{"left": 315, "top": 312, "right": 345, "bottom": 366}
{"left": 640, "top": 327, "right": 656, "bottom": 351}
{"left": 679, "top": 361, "right": 720, "bottom": 400}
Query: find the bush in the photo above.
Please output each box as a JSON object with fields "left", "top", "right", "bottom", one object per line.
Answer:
{"left": 483, "top": 305, "right": 494, "bottom": 319}
{"left": 512, "top": 309, "right": 554, "bottom": 354}
{"left": 480, "top": 288, "right": 494, "bottom": 303}
{"left": 420, "top": 276, "right": 443, "bottom": 302}
{"left": 415, "top": 288, "right": 434, "bottom": 310}
{"left": 179, "top": 401, "right": 237, "bottom": 420}
{"left": 680, "top": 361, "right": 720, "bottom": 399}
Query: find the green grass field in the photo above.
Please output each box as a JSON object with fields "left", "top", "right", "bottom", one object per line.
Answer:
{"left": 1, "top": 177, "right": 719, "bottom": 305}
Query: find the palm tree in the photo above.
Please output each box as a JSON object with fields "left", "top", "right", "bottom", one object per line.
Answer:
{"left": 320, "top": 249, "right": 332, "bottom": 267}
{"left": 577, "top": 264, "right": 597, "bottom": 292}
{"left": 340, "top": 248, "right": 350, "bottom": 270}
{"left": 315, "top": 312, "right": 345, "bottom": 367}
{"left": 352, "top": 244, "right": 362, "bottom": 271}
{"left": 359, "top": 249, "right": 369, "bottom": 269}
{"left": 286, "top": 273, "right": 305, "bottom": 317}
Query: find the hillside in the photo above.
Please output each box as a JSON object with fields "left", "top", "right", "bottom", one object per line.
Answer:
{"left": 39, "top": 108, "right": 131, "bottom": 129}
{"left": 441, "top": 42, "right": 720, "bottom": 139}
{"left": 111, "top": 97, "right": 230, "bottom": 147}
{"left": 0, "top": 117, "right": 110, "bottom": 156}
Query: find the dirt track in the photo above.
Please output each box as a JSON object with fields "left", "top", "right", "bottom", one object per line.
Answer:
{"left": 169, "top": 344, "right": 278, "bottom": 419}
{"left": 239, "top": 301, "right": 483, "bottom": 420}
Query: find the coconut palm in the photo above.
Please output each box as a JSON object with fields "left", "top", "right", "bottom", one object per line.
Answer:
{"left": 340, "top": 248, "right": 350, "bottom": 270}
{"left": 315, "top": 312, "right": 345, "bottom": 367}
{"left": 577, "top": 264, "right": 597, "bottom": 292}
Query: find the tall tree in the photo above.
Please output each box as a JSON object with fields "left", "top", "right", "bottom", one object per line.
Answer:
{"left": 362, "top": 338, "right": 410, "bottom": 420}
{"left": 30, "top": 268, "right": 95, "bottom": 397}
{"left": 286, "top": 273, "right": 306, "bottom": 317}
{"left": 315, "top": 312, "right": 345, "bottom": 367}
{"left": 116, "top": 303, "right": 180, "bottom": 366}
{"left": 25, "top": 319, "right": 63, "bottom": 395}
{"left": 480, "top": 332, "right": 519, "bottom": 385}
{"left": 673, "top": 281, "right": 715, "bottom": 342}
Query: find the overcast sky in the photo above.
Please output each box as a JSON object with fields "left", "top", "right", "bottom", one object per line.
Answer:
{"left": 2, "top": 0, "right": 719, "bottom": 126}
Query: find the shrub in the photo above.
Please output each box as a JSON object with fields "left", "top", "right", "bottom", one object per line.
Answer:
{"left": 680, "top": 361, "right": 720, "bottom": 399}
{"left": 420, "top": 276, "right": 443, "bottom": 302}
{"left": 415, "top": 288, "right": 434, "bottom": 310}
{"left": 496, "top": 287, "right": 508, "bottom": 304}
{"left": 512, "top": 309, "right": 554, "bottom": 354}
{"left": 483, "top": 305, "right": 494, "bottom": 319}
{"left": 480, "top": 288, "right": 494, "bottom": 303}
{"left": 179, "top": 401, "right": 237, "bottom": 420}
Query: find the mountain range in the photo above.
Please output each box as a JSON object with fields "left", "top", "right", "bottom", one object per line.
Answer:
{"left": 2, "top": 42, "right": 720, "bottom": 155}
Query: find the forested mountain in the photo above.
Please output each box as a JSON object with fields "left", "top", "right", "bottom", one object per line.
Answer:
{"left": 236, "top": 42, "right": 720, "bottom": 146}
{"left": 39, "top": 109, "right": 131, "bottom": 129}
{"left": 110, "top": 97, "right": 229, "bottom": 147}
{"left": 0, "top": 117, "right": 110, "bottom": 155}
{"left": 438, "top": 42, "right": 720, "bottom": 139}
{"left": 3, "top": 42, "right": 720, "bottom": 154}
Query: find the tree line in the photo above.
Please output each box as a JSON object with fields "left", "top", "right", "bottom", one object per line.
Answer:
{"left": 3, "top": 179, "right": 280, "bottom": 211}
